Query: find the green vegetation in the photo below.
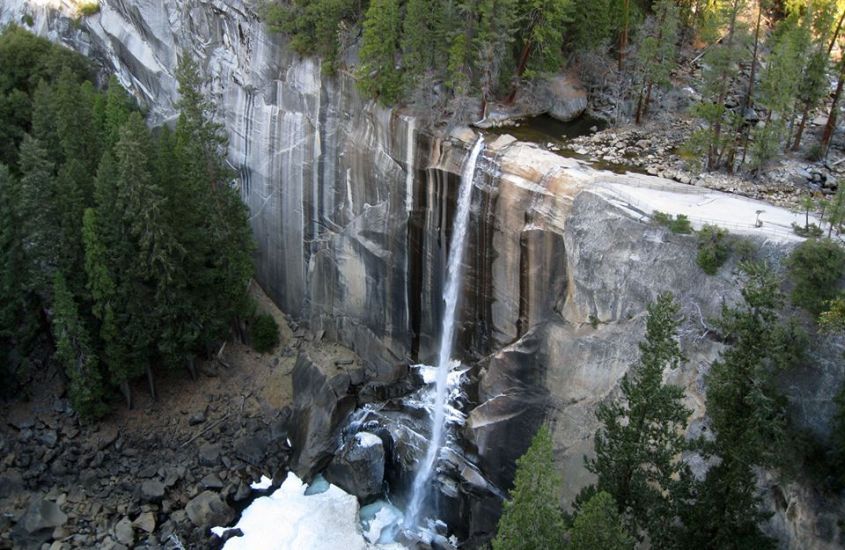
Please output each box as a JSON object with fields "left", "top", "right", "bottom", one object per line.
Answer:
{"left": 653, "top": 210, "right": 693, "bottom": 234}
{"left": 677, "top": 262, "right": 805, "bottom": 548}
{"left": 633, "top": 0, "right": 680, "bottom": 123}
{"left": 356, "top": 0, "right": 403, "bottom": 104}
{"left": 265, "top": 0, "right": 576, "bottom": 108}
{"left": 569, "top": 492, "right": 634, "bottom": 550}
{"left": 0, "top": 27, "right": 254, "bottom": 417}
{"left": 787, "top": 238, "right": 845, "bottom": 315}
{"left": 498, "top": 280, "right": 809, "bottom": 547}
{"left": 77, "top": 1, "right": 101, "bottom": 16}
{"left": 696, "top": 224, "right": 731, "bottom": 274}
{"left": 251, "top": 313, "right": 280, "bottom": 353}
{"left": 583, "top": 293, "right": 690, "bottom": 546}
{"left": 820, "top": 293, "right": 845, "bottom": 331}
{"left": 260, "top": 0, "right": 845, "bottom": 172}
{"left": 492, "top": 425, "right": 566, "bottom": 550}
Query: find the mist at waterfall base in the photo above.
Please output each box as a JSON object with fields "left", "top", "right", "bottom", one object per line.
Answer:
{"left": 214, "top": 139, "right": 486, "bottom": 548}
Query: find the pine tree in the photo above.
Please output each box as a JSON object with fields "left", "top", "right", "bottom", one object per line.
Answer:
{"left": 51, "top": 271, "right": 107, "bottom": 419}
{"left": 265, "top": 0, "right": 363, "bottom": 73}
{"left": 492, "top": 425, "right": 566, "bottom": 550}
{"left": 111, "top": 113, "right": 182, "bottom": 401}
{"left": 172, "top": 55, "right": 253, "bottom": 359}
{"left": 750, "top": 12, "right": 808, "bottom": 169}
{"left": 357, "top": 0, "right": 403, "bottom": 104}
{"left": 475, "top": 0, "right": 518, "bottom": 115}
{"left": 30, "top": 80, "right": 62, "bottom": 165}
{"left": 586, "top": 292, "right": 691, "bottom": 545}
{"left": 686, "top": 0, "right": 749, "bottom": 172}
{"left": 786, "top": 237, "right": 845, "bottom": 314}
{"left": 506, "top": 0, "right": 575, "bottom": 103}
{"left": 571, "top": 0, "right": 618, "bottom": 51}
{"left": 679, "top": 262, "right": 806, "bottom": 549}
{"left": 102, "top": 75, "right": 134, "bottom": 150}
{"left": 0, "top": 164, "right": 23, "bottom": 368}
{"left": 569, "top": 492, "right": 635, "bottom": 550}
{"left": 401, "top": 0, "right": 435, "bottom": 91}
{"left": 17, "top": 134, "right": 58, "bottom": 296}
{"left": 791, "top": 0, "right": 837, "bottom": 151}
{"left": 634, "top": 0, "right": 680, "bottom": 124}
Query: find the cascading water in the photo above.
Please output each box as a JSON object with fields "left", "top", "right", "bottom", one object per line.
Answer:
{"left": 404, "top": 137, "right": 485, "bottom": 530}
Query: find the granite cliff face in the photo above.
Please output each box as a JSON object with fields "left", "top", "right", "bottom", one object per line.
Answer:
{"left": 4, "top": 0, "right": 845, "bottom": 547}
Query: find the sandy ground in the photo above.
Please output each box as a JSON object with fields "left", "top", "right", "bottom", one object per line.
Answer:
{"left": 2, "top": 282, "right": 296, "bottom": 464}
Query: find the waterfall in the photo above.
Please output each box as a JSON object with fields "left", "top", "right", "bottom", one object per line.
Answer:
{"left": 404, "top": 117, "right": 416, "bottom": 214}
{"left": 405, "top": 137, "right": 484, "bottom": 529}
{"left": 404, "top": 117, "right": 416, "bottom": 334}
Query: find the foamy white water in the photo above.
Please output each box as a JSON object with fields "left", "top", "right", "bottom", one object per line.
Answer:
{"left": 404, "top": 136, "right": 484, "bottom": 529}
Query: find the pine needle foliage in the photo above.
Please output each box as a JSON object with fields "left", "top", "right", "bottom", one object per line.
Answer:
{"left": 493, "top": 425, "right": 566, "bottom": 550}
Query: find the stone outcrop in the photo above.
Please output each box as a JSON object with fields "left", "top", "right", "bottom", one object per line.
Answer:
{"left": 289, "top": 351, "right": 358, "bottom": 479}
{"left": 324, "top": 432, "right": 385, "bottom": 501}
{"left": 5, "top": 1, "right": 845, "bottom": 548}
{"left": 185, "top": 491, "right": 235, "bottom": 529}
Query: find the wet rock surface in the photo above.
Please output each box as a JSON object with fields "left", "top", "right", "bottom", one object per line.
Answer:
{"left": 324, "top": 432, "right": 385, "bottom": 501}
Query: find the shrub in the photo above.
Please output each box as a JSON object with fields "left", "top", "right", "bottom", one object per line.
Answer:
{"left": 697, "top": 224, "right": 731, "bottom": 275}
{"left": 670, "top": 214, "right": 693, "bottom": 234}
{"left": 653, "top": 211, "right": 693, "bottom": 234}
{"left": 792, "top": 222, "right": 824, "bottom": 238}
{"left": 589, "top": 315, "right": 600, "bottom": 329}
{"left": 787, "top": 238, "right": 845, "bottom": 315}
{"left": 22, "top": 14, "right": 34, "bottom": 26}
{"left": 250, "top": 313, "right": 279, "bottom": 353}
{"left": 733, "top": 237, "right": 758, "bottom": 262}
{"left": 653, "top": 210, "right": 673, "bottom": 226}
{"left": 78, "top": 1, "right": 100, "bottom": 16}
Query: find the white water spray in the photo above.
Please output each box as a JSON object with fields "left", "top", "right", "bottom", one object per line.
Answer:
{"left": 405, "top": 137, "right": 484, "bottom": 529}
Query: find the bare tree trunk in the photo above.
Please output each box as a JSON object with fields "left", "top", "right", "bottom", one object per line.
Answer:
{"left": 792, "top": 103, "right": 810, "bottom": 151}
{"left": 506, "top": 39, "right": 533, "bottom": 105}
{"left": 635, "top": 87, "right": 646, "bottom": 124}
{"left": 708, "top": 2, "right": 740, "bottom": 171}
{"left": 146, "top": 365, "right": 157, "bottom": 400}
{"left": 186, "top": 356, "right": 197, "bottom": 381}
{"left": 829, "top": 8, "right": 845, "bottom": 56}
{"left": 731, "top": 1, "right": 763, "bottom": 171}
{"left": 743, "top": 1, "right": 763, "bottom": 112}
{"left": 643, "top": 82, "right": 655, "bottom": 119}
{"left": 821, "top": 60, "right": 845, "bottom": 159}
{"left": 619, "top": 0, "right": 630, "bottom": 71}
{"left": 121, "top": 380, "right": 132, "bottom": 410}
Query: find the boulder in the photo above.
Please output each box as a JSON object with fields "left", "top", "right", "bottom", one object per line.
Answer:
{"left": 324, "top": 432, "right": 385, "bottom": 501}
{"left": 133, "top": 511, "right": 156, "bottom": 533}
{"left": 140, "top": 480, "right": 166, "bottom": 502}
{"left": 542, "top": 74, "right": 588, "bottom": 122}
{"left": 289, "top": 352, "right": 356, "bottom": 478}
{"left": 198, "top": 444, "right": 220, "bottom": 467}
{"left": 200, "top": 473, "right": 224, "bottom": 491}
{"left": 114, "top": 516, "right": 134, "bottom": 546}
{"left": 234, "top": 435, "right": 267, "bottom": 466}
{"left": 186, "top": 491, "right": 235, "bottom": 529}
{"left": 20, "top": 496, "right": 67, "bottom": 534}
